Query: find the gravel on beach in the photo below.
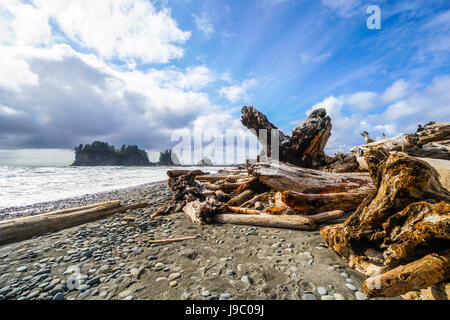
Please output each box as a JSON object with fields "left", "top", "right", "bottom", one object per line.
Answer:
{"left": 0, "top": 182, "right": 401, "bottom": 301}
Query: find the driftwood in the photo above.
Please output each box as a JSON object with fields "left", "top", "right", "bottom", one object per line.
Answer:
{"left": 307, "top": 210, "right": 345, "bottom": 223}
{"left": 213, "top": 213, "right": 316, "bottom": 230}
{"left": 363, "top": 251, "right": 450, "bottom": 298}
{"left": 241, "top": 192, "right": 269, "bottom": 208}
{"left": 241, "top": 106, "right": 332, "bottom": 168}
{"left": 351, "top": 122, "right": 449, "bottom": 160}
{"left": 321, "top": 148, "right": 450, "bottom": 297}
{"left": 0, "top": 201, "right": 148, "bottom": 245}
{"left": 142, "top": 236, "right": 197, "bottom": 244}
{"left": 227, "top": 190, "right": 254, "bottom": 206}
{"left": 250, "top": 161, "right": 374, "bottom": 194}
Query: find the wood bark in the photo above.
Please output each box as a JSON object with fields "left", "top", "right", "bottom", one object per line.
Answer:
{"left": 227, "top": 190, "right": 254, "bottom": 206}
{"left": 213, "top": 213, "right": 316, "bottom": 230}
{"left": 363, "top": 251, "right": 450, "bottom": 298}
{"left": 350, "top": 122, "right": 449, "bottom": 160}
{"left": 250, "top": 161, "right": 374, "bottom": 194}
{"left": 241, "top": 106, "right": 332, "bottom": 168}
{"left": 0, "top": 201, "right": 148, "bottom": 245}
{"left": 281, "top": 190, "right": 369, "bottom": 214}
{"left": 321, "top": 148, "right": 450, "bottom": 297}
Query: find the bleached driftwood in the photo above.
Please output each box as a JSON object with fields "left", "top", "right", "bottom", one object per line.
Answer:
{"left": 0, "top": 201, "right": 148, "bottom": 245}
{"left": 213, "top": 213, "right": 316, "bottom": 230}
{"left": 250, "top": 161, "right": 374, "bottom": 194}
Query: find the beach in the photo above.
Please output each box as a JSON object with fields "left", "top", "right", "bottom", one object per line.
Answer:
{"left": 0, "top": 182, "right": 401, "bottom": 300}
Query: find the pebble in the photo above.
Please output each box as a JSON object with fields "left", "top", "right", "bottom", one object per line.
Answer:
{"left": 241, "top": 275, "right": 253, "bottom": 284}
{"left": 147, "top": 255, "right": 158, "bottom": 261}
{"left": 226, "top": 269, "right": 236, "bottom": 276}
{"left": 271, "top": 242, "right": 282, "bottom": 248}
{"left": 321, "top": 295, "right": 336, "bottom": 300}
{"left": 340, "top": 272, "right": 349, "bottom": 278}
{"left": 52, "top": 293, "right": 64, "bottom": 300}
{"left": 346, "top": 278, "right": 353, "bottom": 283}
{"left": 201, "top": 290, "right": 211, "bottom": 297}
{"left": 168, "top": 272, "right": 181, "bottom": 281}
{"left": 333, "top": 293, "right": 346, "bottom": 300}
{"left": 327, "top": 266, "right": 336, "bottom": 271}
{"left": 99, "top": 291, "right": 108, "bottom": 298}
{"left": 169, "top": 280, "right": 178, "bottom": 287}
{"left": 345, "top": 283, "right": 357, "bottom": 291}
{"left": 317, "top": 287, "right": 328, "bottom": 295}
{"left": 355, "top": 291, "right": 368, "bottom": 300}
{"left": 123, "top": 296, "right": 134, "bottom": 300}
{"left": 16, "top": 266, "right": 28, "bottom": 273}
{"left": 220, "top": 293, "right": 232, "bottom": 299}
{"left": 87, "top": 277, "right": 100, "bottom": 286}
{"left": 302, "top": 293, "right": 317, "bottom": 300}
{"left": 26, "top": 289, "right": 41, "bottom": 299}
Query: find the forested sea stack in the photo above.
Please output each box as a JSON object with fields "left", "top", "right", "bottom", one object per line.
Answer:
{"left": 72, "top": 141, "right": 152, "bottom": 166}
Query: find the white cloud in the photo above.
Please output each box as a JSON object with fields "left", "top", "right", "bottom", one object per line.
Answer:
{"left": 308, "top": 75, "right": 450, "bottom": 155}
{"left": 300, "top": 51, "right": 332, "bottom": 64}
{"left": 346, "top": 91, "right": 377, "bottom": 110}
{"left": 381, "top": 79, "right": 412, "bottom": 103}
{"left": 0, "top": 0, "right": 191, "bottom": 64}
{"left": 192, "top": 12, "right": 214, "bottom": 38}
{"left": 0, "top": 50, "right": 39, "bottom": 90}
{"left": 321, "top": 0, "right": 362, "bottom": 18}
{"left": 219, "top": 79, "right": 259, "bottom": 103}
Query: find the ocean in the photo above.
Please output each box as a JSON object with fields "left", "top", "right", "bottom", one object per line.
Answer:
{"left": 0, "top": 165, "right": 227, "bottom": 209}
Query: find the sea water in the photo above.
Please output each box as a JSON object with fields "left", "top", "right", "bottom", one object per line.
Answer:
{"left": 0, "top": 165, "right": 227, "bottom": 209}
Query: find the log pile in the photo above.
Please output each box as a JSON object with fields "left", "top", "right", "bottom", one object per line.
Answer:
{"left": 153, "top": 106, "right": 449, "bottom": 300}
{"left": 321, "top": 149, "right": 450, "bottom": 299}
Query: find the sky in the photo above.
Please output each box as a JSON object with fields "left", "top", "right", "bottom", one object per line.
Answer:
{"left": 0, "top": 0, "right": 449, "bottom": 165}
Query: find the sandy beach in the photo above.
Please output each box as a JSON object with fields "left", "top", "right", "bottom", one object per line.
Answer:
{"left": 0, "top": 182, "right": 402, "bottom": 301}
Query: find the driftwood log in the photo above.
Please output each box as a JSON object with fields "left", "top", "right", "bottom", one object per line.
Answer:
{"left": 0, "top": 201, "right": 148, "bottom": 245}
{"left": 213, "top": 213, "right": 316, "bottom": 230}
{"left": 351, "top": 122, "right": 449, "bottom": 160}
{"left": 241, "top": 106, "right": 332, "bottom": 168}
{"left": 363, "top": 250, "right": 450, "bottom": 298}
{"left": 321, "top": 148, "right": 450, "bottom": 297}
{"left": 250, "top": 161, "right": 374, "bottom": 194}
{"left": 281, "top": 190, "right": 368, "bottom": 214}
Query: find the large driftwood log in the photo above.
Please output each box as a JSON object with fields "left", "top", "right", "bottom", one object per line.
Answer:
{"left": 363, "top": 251, "right": 450, "bottom": 298}
{"left": 0, "top": 201, "right": 148, "bottom": 244}
{"left": 213, "top": 213, "right": 316, "bottom": 230}
{"left": 351, "top": 122, "right": 449, "bottom": 160}
{"left": 281, "top": 190, "right": 368, "bottom": 214}
{"left": 241, "top": 106, "right": 332, "bottom": 168}
{"left": 321, "top": 148, "right": 450, "bottom": 297}
{"left": 250, "top": 161, "right": 374, "bottom": 194}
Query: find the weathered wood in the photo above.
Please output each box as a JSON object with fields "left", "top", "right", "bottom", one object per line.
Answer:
{"left": 195, "top": 174, "right": 246, "bottom": 182}
{"left": 241, "top": 106, "right": 332, "bottom": 168}
{"left": 167, "top": 170, "right": 207, "bottom": 178}
{"left": 321, "top": 149, "right": 450, "bottom": 297}
{"left": 251, "top": 161, "right": 374, "bottom": 194}
{"left": 142, "top": 236, "right": 197, "bottom": 244}
{"left": 307, "top": 210, "right": 345, "bottom": 223}
{"left": 227, "top": 206, "right": 265, "bottom": 215}
{"left": 227, "top": 190, "right": 254, "bottom": 207}
{"left": 363, "top": 251, "right": 450, "bottom": 298}
{"left": 213, "top": 213, "right": 316, "bottom": 230}
{"left": 241, "top": 192, "right": 269, "bottom": 208}
{"left": 281, "top": 190, "right": 368, "bottom": 214}
{"left": 351, "top": 122, "right": 449, "bottom": 160}
{"left": 0, "top": 201, "right": 148, "bottom": 245}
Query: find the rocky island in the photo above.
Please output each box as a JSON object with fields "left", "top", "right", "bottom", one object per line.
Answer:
{"left": 72, "top": 141, "right": 153, "bottom": 166}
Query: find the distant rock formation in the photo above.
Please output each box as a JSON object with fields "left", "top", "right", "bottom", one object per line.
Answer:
{"left": 158, "top": 149, "right": 180, "bottom": 166}
{"left": 197, "top": 157, "right": 213, "bottom": 166}
{"left": 72, "top": 141, "right": 153, "bottom": 166}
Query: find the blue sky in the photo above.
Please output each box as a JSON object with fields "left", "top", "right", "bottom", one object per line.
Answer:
{"left": 0, "top": 0, "right": 449, "bottom": 165}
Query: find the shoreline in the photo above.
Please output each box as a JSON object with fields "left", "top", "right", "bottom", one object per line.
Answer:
{"left": 0, "top": 181, "right": 167, "bottom": 221}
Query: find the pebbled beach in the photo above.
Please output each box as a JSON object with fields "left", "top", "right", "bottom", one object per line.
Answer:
{"left": 0, "top": 182, "right": 401, "bottom": 301}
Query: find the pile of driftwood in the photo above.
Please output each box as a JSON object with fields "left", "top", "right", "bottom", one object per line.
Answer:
{"left": 154, "top": 106, "right": 449, "bottom": 300}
